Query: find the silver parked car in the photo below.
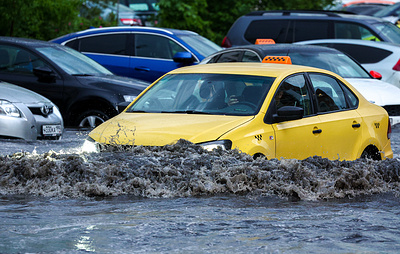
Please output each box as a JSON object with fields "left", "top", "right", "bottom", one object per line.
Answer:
{"left": 0, "top": 81, "right": 63, "bottom": 141}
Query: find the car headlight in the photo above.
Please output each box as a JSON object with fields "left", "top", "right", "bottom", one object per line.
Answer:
{"left": 123, "top": 95, "right": 137, "bottom": 102}
{"left": 82, "top": 136, "right": 100, "bottom": 153}
{"left": 200, "top": 140, "right": 232, "bottom": 151}
{"left": 0, "top": 100, "right": 22, "bottom": 118}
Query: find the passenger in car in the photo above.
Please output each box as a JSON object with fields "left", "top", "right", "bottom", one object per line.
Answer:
{"left": 316, "top": 88, "right": 339, "bottom": 112}
{"left": 181, "top": 81, "right": 226, "bottom": 110}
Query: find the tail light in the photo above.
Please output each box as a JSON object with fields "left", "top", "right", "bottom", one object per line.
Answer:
{"left": 221, "top": 36, "right": 232, "bottom": 48}
{"left": 388, "top": 118, "right": 392, "bottom": 139}
{"left": 393, "top": 59, "right": 400, "bottom": 71}
{"left": 120, "top": 18, "right": 143, "bottom": 26}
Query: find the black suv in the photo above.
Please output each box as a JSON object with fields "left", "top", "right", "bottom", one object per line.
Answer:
{"left": 221, "top": 10, "right": 400, "bottom": 47}
{"left": 0, "top": 37, "right": 150, "bottom": 128}
{"left": 120, "top": 0, "right": 159, "bottom": 26}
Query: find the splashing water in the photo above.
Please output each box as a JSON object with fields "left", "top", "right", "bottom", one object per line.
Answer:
{"left": 1, "top": 139, "right": 399, "bottom": 201}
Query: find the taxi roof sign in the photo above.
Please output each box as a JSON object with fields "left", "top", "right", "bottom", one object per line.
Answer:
{"left": 262, "top": 56, "right": 292, "bottom": 64}
{"left": 255, "top": 39, "right": 275, "bottom": 45}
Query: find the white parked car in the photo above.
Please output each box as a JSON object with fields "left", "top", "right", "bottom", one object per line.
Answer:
{"left": 200, "top": 44, "right": 400, "bottom": 126}
{"left": 0, "top": 81, "right": 63, "bottom": 141}
{"left": 295, "top": 39, "right": 400, "bottom": 89}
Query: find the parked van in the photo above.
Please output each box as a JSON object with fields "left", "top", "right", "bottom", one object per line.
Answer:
{"left": 222, "top": 10, "right": 400, "bottom": 47}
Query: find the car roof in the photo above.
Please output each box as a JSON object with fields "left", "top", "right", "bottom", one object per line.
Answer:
{"left": 168, "top": 62, "right": 333, "bottom": 78}
{"left": 51, "top": 26, "right": 199, "bottom": 41}
{"left": 217, "top": 44, "right": 343, "bottom": 54}
{"left": 240, "top": 10, "right": 385, "bottom": 23}
{"left": 0, "top": 36, "right": 61, "bottom": 48}
{"left": 296, "top": 38, "right": 400, "bottom": 49}
{"left": 203, "top": 44, "right": 348, "bottom": 62}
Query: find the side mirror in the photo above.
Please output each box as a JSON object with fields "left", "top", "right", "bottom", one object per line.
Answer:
{"left": 173, "top": 52, "right": 195, "bottom": 64}
{"left": 33, "top": 66, "right": 57, "bottom": 83}
{"left": 273, "top": 106, "right": 303, "bottom": 123}
{"left": 370, "top": 70, "right": 382, "bottom": 80}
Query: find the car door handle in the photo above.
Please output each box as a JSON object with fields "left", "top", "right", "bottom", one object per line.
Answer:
{"left": 352, "top": 123, "right": 361, "bottom": 128}
{"left": 312, "top": 129, "right": 322, "bottom": 134}
{"left": 135, "top": 67, "right": 150, "bottom": 72}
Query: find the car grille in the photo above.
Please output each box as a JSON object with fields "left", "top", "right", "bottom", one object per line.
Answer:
{"left": 29, "top": 106, "right": 54, "bottom": 117}
{"left": 383, "top": 105, "right": 400, "bottom": 117}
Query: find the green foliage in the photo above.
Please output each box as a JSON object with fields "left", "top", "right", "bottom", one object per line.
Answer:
{"left": 204, "top": 0, "right": 254, "bottom": 45}
{"left": 157, "top": 0, "right": 334, "bottom": 45}
{"left": 0, "top": 0, "right": 118, "bottom": 40}
{"left": 157, "top": 0, "right": 254, "bottom": 44}
{"left": 157, "top": 0, "right": 209, "bottom": 31}
{"left": 255, "top": 0, "right": 335, "bottom": 10}
{"left": 0, "top": 0, "right": 335, "bottom": 43}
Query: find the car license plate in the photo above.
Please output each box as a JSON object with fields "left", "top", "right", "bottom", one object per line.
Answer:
{"left": 42, "top": 125, "right": 62, "bottom": 136}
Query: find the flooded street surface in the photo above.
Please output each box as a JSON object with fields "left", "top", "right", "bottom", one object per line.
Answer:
{"left": 1, "top": 128, "right": 400, "bottom": 253}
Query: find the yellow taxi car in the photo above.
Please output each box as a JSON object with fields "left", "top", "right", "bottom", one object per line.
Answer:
{"left": 83, "top": 60, "right": 393, "bottom": 161}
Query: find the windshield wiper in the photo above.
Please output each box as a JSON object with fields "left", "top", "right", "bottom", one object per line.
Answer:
{"left": 126, "top": 110, "right": 149, "bottom": 113}
{"left": 126, "top": 110, "right": 212, "bottom": 114}
{"left": 168, "top": 110, "right": 212, "bottom": 114}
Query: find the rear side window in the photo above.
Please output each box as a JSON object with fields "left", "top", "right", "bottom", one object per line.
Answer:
{"left": 215, "top": 51, "right": 242, "bottom": 63}
{"left": 291, "top": 21, "right": 330, "bottom": 42}
{"left": 324, "top": 43, "right": 392, "bottom": 64}
{"left": 242, "top": 51, "right": 261, "bottom": 62}
{"left": 79, "top": 34, "right": 129, "bottom": 55}
{"left": 340, "top": 82, "right": 359, "bottom": 108}
{"left": 244, "top": 20, "right": 290, "bottom": 43}
{"left": 65, "top": 39, "right": 79, "bottom": 50}
{"left": 244, "top": 20, "right": 331, "bottom": 43}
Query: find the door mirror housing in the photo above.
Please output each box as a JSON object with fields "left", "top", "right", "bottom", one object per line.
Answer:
{"left": 33, "top": 66, "right": 57, "bottom": 83}
{"left": 273, "top": 106, "right": 304, "bottom": 123}
{"left": 173, "top": 52, "right": 195, "bottom": 64}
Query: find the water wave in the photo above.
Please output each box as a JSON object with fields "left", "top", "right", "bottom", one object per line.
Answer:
{"left": 1, "top": 139, "right": 399, "bottom": 200}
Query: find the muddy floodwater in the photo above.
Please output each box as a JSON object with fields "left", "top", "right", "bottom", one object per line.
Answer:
{"left": 1, "top": 128, "right": 400, "bottom": 253}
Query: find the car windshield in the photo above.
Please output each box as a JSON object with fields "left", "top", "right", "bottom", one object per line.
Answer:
{"left": 177, "top": 34, "right": 222, "bottom": 57}
{"left": 288, "top": 51, "right": 370, "bottom": 78}
{"left": 36, "top": 46, "right": 113, "bottom": 75}
{"left": 126, "top": 73, "right": 274, "bottom": 116}
{"left": 371, "top": 22, "right": 400, "bottom": 44}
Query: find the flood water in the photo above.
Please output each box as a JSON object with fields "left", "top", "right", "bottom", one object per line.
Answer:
{"left": 1, "top": 128, "right": 400, "bottom": 253}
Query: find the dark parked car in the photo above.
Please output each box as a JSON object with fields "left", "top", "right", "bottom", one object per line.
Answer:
{"left": 0, "top": 37, "right": 150, "bottom": 128}
{"left": 373, "top": 2, "right": 400, "bottom": 23}
{"left": 221, "top": 10, "right": 400, "bottom": 47}
{"left": 81, "top": 0, "right": 144, "bottom": 26}
{"left": 51, "top": 26, "right": 222, "bottom": 83}
{"left": 120, "top": 0, "right": 159, "bottom": 26}
{"left": 342, "top": 3, "right": 391, "bottom": 16}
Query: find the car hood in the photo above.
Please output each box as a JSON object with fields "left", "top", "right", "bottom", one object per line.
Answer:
{"left": 89, "top": 113, "right": 254, "bottom": 146}
{"left": 75, "top": 74, "right": 150, "bottom": 94}
{"left": 346, "top": 78, "right": 400, "bottom": 106}
{"left": 0, "top": 81, "right": 51, "bottom": 104}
